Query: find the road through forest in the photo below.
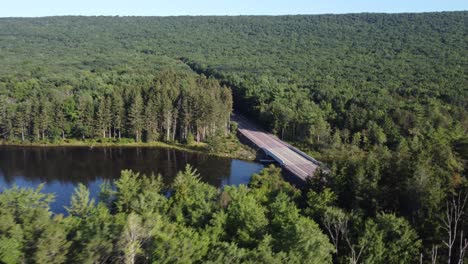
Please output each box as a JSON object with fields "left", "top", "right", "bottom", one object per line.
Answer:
{"left": 232, "top": 114, "right": 320, "bottom": 182}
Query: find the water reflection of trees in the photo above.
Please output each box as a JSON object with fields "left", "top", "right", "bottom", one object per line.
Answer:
{"left": 0, "top": 147, "right": 232, "bottom": 187}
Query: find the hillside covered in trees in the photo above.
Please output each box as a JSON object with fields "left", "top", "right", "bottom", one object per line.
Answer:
{"left": 0, "top": 13, "right": 466, "bottom": 145}
{"left": 0, "top": 12, "right": 467, "bottom": 263}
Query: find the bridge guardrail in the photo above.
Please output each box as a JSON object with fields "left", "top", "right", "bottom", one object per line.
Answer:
{"left": 261, "top": 148, "right": 286, "bottom": 166}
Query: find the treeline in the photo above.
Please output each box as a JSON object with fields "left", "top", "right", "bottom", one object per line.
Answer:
{"left": 0, "top": 165, "right": 433, "bottom": 264}
{"left": 0, "top": 13, "right": 466, "bottom": 263}
{"left": 0, "top": 71, "right": 232, "bottom": 143}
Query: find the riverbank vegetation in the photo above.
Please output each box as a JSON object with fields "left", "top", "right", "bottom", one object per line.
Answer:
{"left": 0, "top": 165, "right": 429, "bottom": 264}
{"left": 0, "top": 133, "right": 255, "bottom": 160}
{"left": 0, "top": 12, "right": 466, "bottom": 263}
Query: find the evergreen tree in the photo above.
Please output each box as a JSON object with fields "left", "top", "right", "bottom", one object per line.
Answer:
{"left": 111, "top": 91, "right": 125, "bottom": 139}
{"left": 76, "top": 93, "right": 94, "bottom": 139}
{"left": 128, "top": 92, "right": 143, "bottom": 142}
{"left": 360, "top": 213, "right": 421, "bottom": 264}
{"left": 143, "top": 97, "right": 159, "bottom": 142}
{"left": 66, "top": 183, "right": 95, "bottom": 218}
{"left": 14, "top": 101, "right": 31, "bottom": 141}
{"left": 33, "top": 219, "right": 70, "bottom": 264}
{"left": 52, "top": 100, "right": 67, "bottom": 140}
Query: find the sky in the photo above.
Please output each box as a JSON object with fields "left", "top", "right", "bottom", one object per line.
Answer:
{"left": 1, "top": 0, "right": 467, "bottom": 17}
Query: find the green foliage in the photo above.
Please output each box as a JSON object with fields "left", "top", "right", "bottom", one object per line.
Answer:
{"left": 230, "top": 122, "right": 238, "bottom": 134}
{"left": 206, "top": 133, "right": 226, "bottom": 153}
{"left": 171, "top": 165, "right": 218, "bottom": 227}
{"left": 118, "top": 213, "right": 153, "bottom": 264}
{"left": 0, "top": 212, "right": 24, "bottom": 263}
{"left": 69, "top": 203, "right": 119, "bottom": 264}
{"left": 115, "top": 170, "right": 142, "bottom": 213}
{"left": 0, "top": 185, "right": 61, "bottom": 263}
{"left": 225, "top": 185, "right": 269, "bottom": 248}
{"left": 0, "top": 12, "right": 466, "bottom": 263}
{"left": 186, "top": 132, "right": 195, "bottom": 145}
{"left": 359, "top": 213, "right": 422, "bottom": 264}
{"left": 249, "top": 165, "right": 300, "bottom": 203}
{"left": 152, "top": 222, "right": 211, "bottom": 264}
{"left": 0, "top": 166, "right": 338, "bottom": 263}
{"left": 33, "top": 217, "right": 70, "bottom": 264}
{"left": 305, "top": 187, "right": 337, "bottom": 220}
{"left": 66, "top": 183, "right": 95, "bottom": 218}
{"left": 0, "top": 71, "right": 232, "bottom": 144}
{"left": 2, "top": 164, "right": 441, "bottom": 263}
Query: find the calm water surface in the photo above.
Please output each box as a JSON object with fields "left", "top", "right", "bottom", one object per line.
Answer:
{"left": 0, "top": 146, "right": 263, "bottom": 214}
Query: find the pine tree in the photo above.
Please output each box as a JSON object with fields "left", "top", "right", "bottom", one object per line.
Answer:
{"left": 104, "top": 96, "right": 112, "bottom": 138}
{"left": 128, "top": 92, "right": 143, "bottom": 142}
{"left": 34, "top": 220, "right": 70, "bottom": 264}
{"left": 38, "top": 100, "right": 51, "bottom": 140}
{"left": 144, "top": 97, "right": 159, "bottom": 142}
{"left": 76, "top": 93, "right": 94, "bottom": 139}
{"left": 14, "top": 101, "right": 31, "bottom": 141}
{"left": 0, "top": 103, "right": 12, "bottom": 140}
{"left": 52, "top": 100, "right": 67, "bottom": 140}
{"left": 66, "top": 183, "right": 95, "bottom": 218}
{"left": 95, "top": 97, "right": 107, "bottom": 138}
{"left": 111, "top": 91, "right": 125, "bottom": 139}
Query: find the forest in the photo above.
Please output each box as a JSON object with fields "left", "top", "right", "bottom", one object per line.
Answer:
{"left": 0, "top": 165, "right": 426, "bottom": 264}
{"left": 0, "top": 12, "right": 467, "bottom": 263}
{"left": 0, "top": 70, "right": 232, "bottom": 144}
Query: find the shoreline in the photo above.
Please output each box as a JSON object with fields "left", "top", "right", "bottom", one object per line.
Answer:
{"left": 0, "top": 140, "right": 256, "bottom": 161}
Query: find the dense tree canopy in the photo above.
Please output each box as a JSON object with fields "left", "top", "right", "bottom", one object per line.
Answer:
{"left": 0, "top": 166, "right": 335, "bottom": 264}
{"left": 0, "top": 70, "right": 232, "bottom": 143}
{"left": 0, "top": 12, "right": 466, "bottom": 263}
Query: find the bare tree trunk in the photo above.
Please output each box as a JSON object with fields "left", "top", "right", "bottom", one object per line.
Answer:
{"left": 165, "top": 113, "right": 171, "bottom": 142}
{"left": 458, "top": 231, "right": 467, "bottom": 264}
{"left": 344, "top": 229, "right": 366, "bottom": 264}
{"left": 442, "top": 192, "right": 468, "bottom": 264}
{"left": 323, "top": 211, "right": 347, "bottom": 257}
{"left": 172, "top": 116, "right": 177, "bottom": 142}
{"left": 432, "top": 245, "right": 438, "bottom": 264}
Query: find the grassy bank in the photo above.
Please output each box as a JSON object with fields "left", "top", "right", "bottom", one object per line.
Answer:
{"left": 1, "top": 136, "right": 256, "bottom": 161}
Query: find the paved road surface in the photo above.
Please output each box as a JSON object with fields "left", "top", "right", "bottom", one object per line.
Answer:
{"left": 233, "top": 114, "right": 319, "bottom": 181}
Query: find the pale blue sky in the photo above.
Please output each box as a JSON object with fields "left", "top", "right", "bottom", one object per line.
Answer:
{"left": 1, "top": 0, "right": 467, "bottom": 17}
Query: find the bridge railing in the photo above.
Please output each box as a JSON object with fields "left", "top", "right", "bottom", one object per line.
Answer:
{"left": 261, "top": 148, "right": 286, "bottom": 166}
{"left": 285, "top": 145, "right": 321, "bottom": 166}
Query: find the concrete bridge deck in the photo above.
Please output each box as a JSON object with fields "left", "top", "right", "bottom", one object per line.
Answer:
{"left": 233, "top": 114, "right": 321, "bottom": 182}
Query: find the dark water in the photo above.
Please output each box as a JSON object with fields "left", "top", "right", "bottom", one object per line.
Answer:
{"left": 0, "top": 146, "right": 264, "bottom": 214}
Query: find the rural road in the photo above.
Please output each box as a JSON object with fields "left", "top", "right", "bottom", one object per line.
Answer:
{"left": 232, "top": 114, "right": 319, "bottom": 181}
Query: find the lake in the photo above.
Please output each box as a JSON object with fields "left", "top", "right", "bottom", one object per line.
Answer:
{"left": 0, "top": 146, "right": 264, "bottom": 214}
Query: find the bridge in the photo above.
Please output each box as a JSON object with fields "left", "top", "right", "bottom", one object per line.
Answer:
{"left": 233, "top": 114, "right": 323, "bottom": 182}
